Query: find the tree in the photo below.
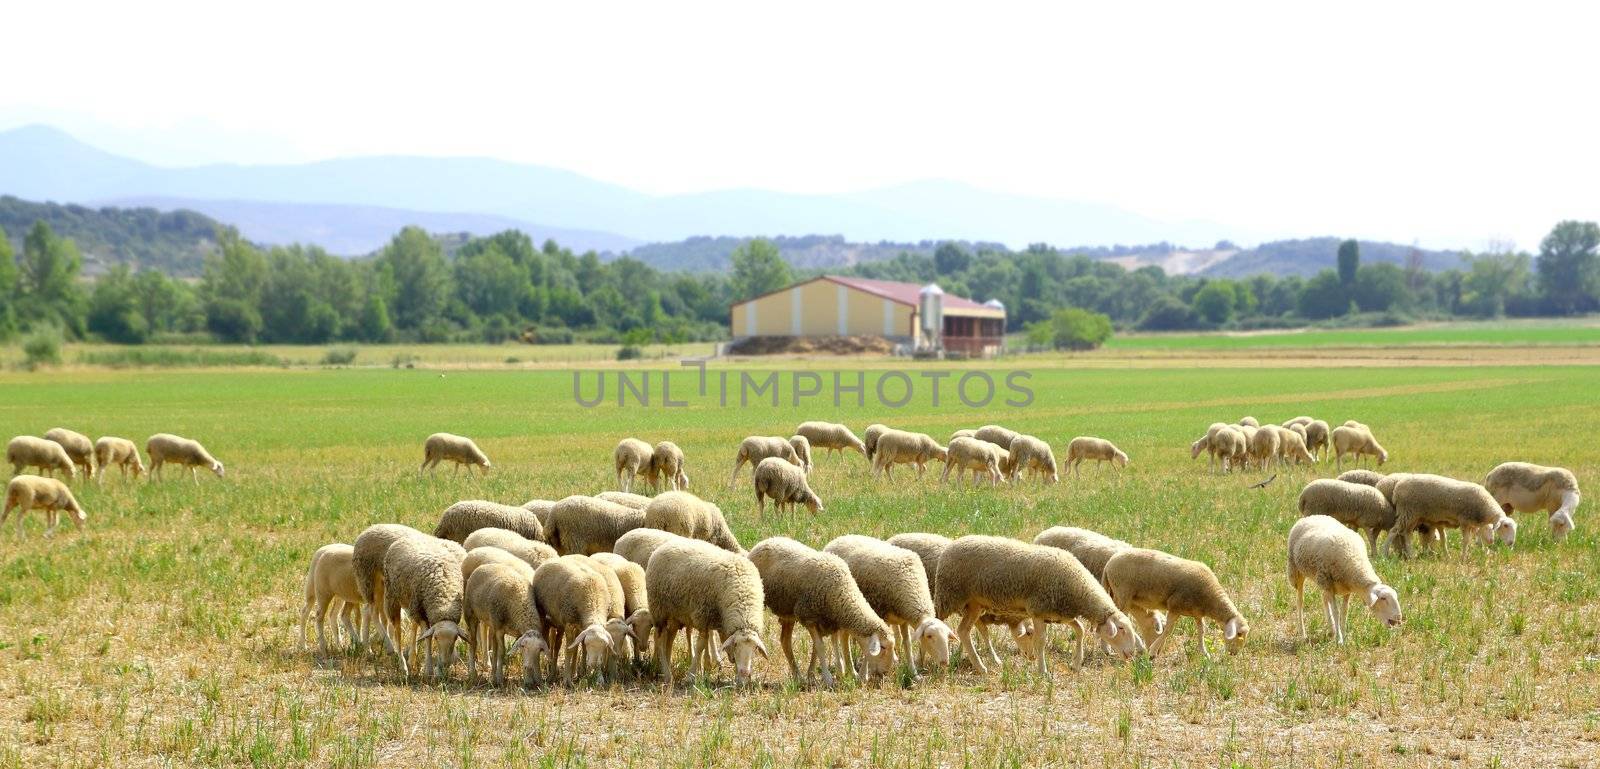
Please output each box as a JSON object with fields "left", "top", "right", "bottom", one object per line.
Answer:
{"left": 0, "top": 225, "right": 15, "bottom": 340}
{"left": 729, "top": 238, "right": 792, "bottom": 302}
{"left": 358, "top": 294, "right": 393, "bottom": 342}
{"left": 200, "top": 229, "right": 267, "bottom": 342}
{"left": 1336, "top": 239, "right": 1360, "bottom": 288}
{"left": 1137, "top": 294, "right": 1198, "bottom": 330}
{"left": 1461, "top": 251, "right": 1531, "bottom": 318}
{"left": 1298, "top": 270, "right": 1350, "bottom": 319}
{"left": 87, "top": 265, "right": 149, "bottom": 343}
{"left": 1352, "top": 263, "right": 1408, "bottom": 313}
{"left": 377, "top": 227, "right": 452, "bottom": 330}
{"left": 17, "top": 220, "right": 86, "bottom": 335}
{"left": 934, "top": 242, "right": 971, "bottom": 275}
{"left": 1191, "top": 281, "right": 1236, "bottom": 325}
{"left": 1536, "top": 220, "right": 1600, "bottom": 315}
{"left": 1045, "top": 307, "right": 1113, "bottom": 350}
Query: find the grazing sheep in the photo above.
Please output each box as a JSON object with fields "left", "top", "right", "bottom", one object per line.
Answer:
{"left": 7, "top": 436, "right": 76, "bottom": 479}
{"left": 521, "top": 499, "right": 557, "bottom": 531}
{"left": 648, "top": 441, "right": 688, "bottom": 491}
{"left": 1304, "top": 420, "right": 1332, "bottom": 460}
{"left": 1034, "top": 525, "right": 1168, "bottom": 654}
{"left": 1247, "top": 425, "right": 1281, "bottom": 470}
{"left": 1297, "top": 479, "right": 1397, "bottom": 552}
{"left": 1006, "top": 434, "right": 1058, "bottom": 484}
{"left": 614, "top": 438, "right": 654, "bottom": 493}
{"left": 43, "top": 428, "right": 94, "bottom": 477}
{"left": 1064, "top": 436, "right": 1128, "bottom": 478}
{"left": 943, "top": 437, "right": 1004, "bottom": 486}
{"left": 1191, "top": 422, "right": 1230, "bottom": 472}
{"left": 872, "top": 429, "right": 948, "bottom": 480}
{"left": 645, "top": 538, "right": 768, "bottom": 685}
{"left": 950, "top": 428, "right": 977, "bottom": 442}
{"left": 641, "top": 490, "right": 744, "bottom": 552}
{"left": 1331, "top": 426, "right": 1387, "bottom": 471}
{"left": 352, "top": 524, "right": 429, "bottom": 652}
{"left": 1102, "top": 548, "right": 1249, "bottom": 658}
{"left": 576, "top": 554, "right": 637, "bottom": 680}
{"left": 381, "top": 536, "right": 467, "bottom": 680}
{"left": 1213, "top": 427, "right": 1248, "bottom": 473}
{"left": 888, "top": 531, "right": 1033, "bottom": 664}
{"left": 1288, "top": 423, "right": 1308, "bottom": 442}
{"left": 1288, "top": 515, "right": 1403, "bottom": 644}
{"left": 531, "top": 555, "right": 620, "bottom": 685}
{"left": 2, "top": 474, "right": 87, "bottom": 537}
{"left": 461, "top": 562, "right": 547, "bottom": 686}
{"left": 301, "top": 543, "right": 362, "bottom": 656}
{"left": 545, "top": 495, "right": 646, "bottom": 556}
{"left": 796, "top": 421, "right": 867, "bottom": 460}
{"left": 754, "top": 457, "right": 824, "bottom": 516}
{"left": 420, "top": 432, "right": 490, "bottom": 475}
{"left": 1484, "top": 461, "right": 1580, "bottom": 541}
{"left": 1337, "top": 469, "right": 1385, "bottom": 487}
{"left": 748, "top": 537, "right": 895, "bottom": 685}
{"left": 973, "top": 425, "right": 1020, "bottom": 450}
{"left": 93, "top": 436, "right": 144, "bottom": 481}
{"left": 789, "top": 435, "right": 813, "bottom": 474}
{"left": 1386, "top": 474, "right": 1517, "bottom": 558}
{"left": 1282, "top": 416, "right": 1315, "bottom": 428}
{"left": 460, "top": 546, "right": 536, "bottom": 586}
{"left": 729, "top": 436, "right": 801, "bottom": 486}
{"left": 434, "top": 499, "right": 546, "bottom": 544}
{"left": 823, "top": 535, "right": 956, "bottom": 675}
{"left": 1343, "top": 420, "right": 1370, "bottom": 430}
{"left": 596, "top": 491, "right": 652, "bottom": 509}
{"left": 1238, "top": 416, "right": 1260, "bottom": 427}
{"left": 461, "top": 528, "right": 558, "bottom": 571}
{"left": 614, "top": 527, "right": 690, "bottom": 569}
{"left": 1277, "top": 427, "right": 1317, "bottom": 466}
{"left": 591, "top": 552, "right": 651, "bottom": 663}
{"left": 863, "top": 423, "right": 890, "bottom": 462}
{"left": 147, "top": 433, "right": 225, "bottom": 483}
{"left": 934, "top": 535, "right": 1141, "bottom": 676}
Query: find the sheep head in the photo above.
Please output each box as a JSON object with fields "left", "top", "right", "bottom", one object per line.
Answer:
{"left": 568, "top": 623, "right": 615, "bottom": 672}
{"left": 624, "top": 609, "right": 653, "bottom": 655}
{"left": 1479, "top": 515, "right": 1517, "bottom": 548}
{"left": 1366, "top": 585, "right": 1403, "bottom": 628}
{"left": 1113, "top": 450, "right": 1129, "bottom": 468}
{"left": 417, "top": 620, "right": 462, "bottom": 679}
{"left": 718, "top": 628, "right": 768, "bottom": 683}
{"left": 1098, "top": 613, "right": 1142, "bottom": 659}
{"left": 209, "top": 461, "right": 225, "bottom": 478}
{"left": 800, "top": 490, "right": 824, "bottom": 515}
{"left": 854, "top": 631, "right": 896, "bottom": 681}
{"left": 510, "top": 630, "right": 549, "bottom": 683}
{"left": 915, "top": 617, "right": 957, "bottom": 668}
{"left": 1550, "top": 509, "right": 1574, "bottom": 542}
{"left": 1222, "top": 617, "right": 1249, "bottom": 654}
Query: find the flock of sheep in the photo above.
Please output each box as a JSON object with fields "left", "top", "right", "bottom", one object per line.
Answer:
{"left": 3, "top": 429, "right": 224, "bottom": 535}
{"left": 297, "top": 417, "right": 1580, "bottom": 691}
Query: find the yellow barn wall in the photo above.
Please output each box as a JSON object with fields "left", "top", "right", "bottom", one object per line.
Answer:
{"left": 731, "top": 280, "right": 922, "bottom": 338}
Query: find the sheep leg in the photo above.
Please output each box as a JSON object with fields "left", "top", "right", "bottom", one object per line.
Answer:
{"left": 805, "top": 625, "right": 833, "bottom": 685}
{"left": 190, "top": 467, "right": 199, "bottom": 485}
{"left": 834, "top": 631, "right": 854, "bottom": 680}
{"left": 896, "top": 624, "right": 915, "bottom": 675}
{"left": 340, "top": 603, "right": 360, "bottom": 651}
{"left": 956, "top": 611, "right": 986, "bottom": 674}
{"left": 1323, "top": 594, "right": 1341, "bottom": 644}
{"left": 778, "top": 620, "right": 801, "bottom": 681}
{"left": 315, "top": 593, "right": 334, "bottom": 656}
{"left": 687, "top": 626, "right": 706, "bottom": 681}
{"left": 1194, "top": 617, "right": 1211, "bottom": 659}
{"left": 656, "top": 621, "right": 679, "bottom": 685}
{"left": 977, "top": 622, "right": 1003, "bottom": 666}
{"left": 1293, "top": 576, "right": 1307, "bottom": 640}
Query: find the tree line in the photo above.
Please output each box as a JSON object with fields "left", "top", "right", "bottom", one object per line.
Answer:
{"left": 1, "top": 219, "right": 1597, "bottom": 348}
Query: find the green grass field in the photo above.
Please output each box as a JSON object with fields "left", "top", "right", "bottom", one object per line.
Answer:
{"left": 1107, "top": 318, "right": 1600, "bottom": 350}
{"left": 2, "top": 356, "right": 1597, "bottom": 767}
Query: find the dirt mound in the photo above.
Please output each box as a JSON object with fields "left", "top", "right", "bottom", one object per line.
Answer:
{"left": 726, "top": 335, "right": 895, "bottom": 356}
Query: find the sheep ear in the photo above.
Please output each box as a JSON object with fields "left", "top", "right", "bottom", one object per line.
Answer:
{"left": 1102, "top": 618, "right": 1119, "bottom": 638}
{"left": 417, "top": 626, "right": 435, "bottom": 641}
{"left": 865, "top": 636, "right": 882, "bottom": 656}
{"left": 566, "top": 635, "right": 581, "bottom": 651}
{"left": 1223, "top": 619, "right": 1241, "bottom": 640}
{"left": 753, "top": 636, "right": 769, "bottom": 659}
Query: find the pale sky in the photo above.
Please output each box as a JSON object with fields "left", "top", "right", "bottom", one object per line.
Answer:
{"left": 4, "top": 0, "right": 1596, "bottom": 249}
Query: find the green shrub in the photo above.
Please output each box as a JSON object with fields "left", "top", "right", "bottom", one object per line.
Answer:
{"left": 1044, "top": 307, "right": 1114, "bottom": 351}
{"left": 22, "top": 326, "right": 64, "bottom": 368}
{"left": 75, "top": 347, "right": 285, "bottom": 368}
{"left": 616, "top": 345, "right": 644, "bottom": 361}
{"left": 321, "top": 347, "right": 358, "bottom": 366}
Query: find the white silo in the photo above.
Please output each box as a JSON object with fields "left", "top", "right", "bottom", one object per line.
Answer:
{"left": 919, "top": 283, "right": 945, "bottom": 350}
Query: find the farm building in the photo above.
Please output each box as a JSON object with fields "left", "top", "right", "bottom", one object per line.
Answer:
{"left": 729, "top": 276, "right": 1007, "bottom": 357}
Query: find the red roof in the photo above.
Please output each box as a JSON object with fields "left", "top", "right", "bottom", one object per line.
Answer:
{"left": 822, "top": 276, "right": 994, "bottom": 312}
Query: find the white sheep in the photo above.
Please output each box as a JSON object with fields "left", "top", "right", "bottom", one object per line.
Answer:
{"left": 1032, "top": 526, "right": 1165, "bottom": 649}
{"left": 531, "top": 555, "right": 620, "bottom": 685}
{"left": 1282, "top": 416, "right": 1315, "bottom": 428}
{"left": 972, "top": 425, "right": 1020, "bottom": 450}
{"left": 93, "top": 436, "right": 145, "bottom": 481}
{"left": 43, "top": 428, "right": 95, "bottom": 477}
{"left": 729, "top": 436, "right": 801, "bottom": 486}
{"left": 6, "top": 436, "right": 76, "bottom": 479}
{"left": 544, "top": 495, "right": 646, "bottom": 555}
{"left": 871, "top": 429, "right": 948, "bottom": 480}
{"left": 352, "top": 523, "right": 430, "bottom": 652}
{"left": 146, "top": 433, "right": 225, "bottom": 483}
{"left": 1275, "top": 426, "right": 1317, "bottom": 466}
{"left": 1287, "top": 515, "right": 1403, "bottom": 644}
{"left": 795, "top": 421, "right": 867, "bottom": 461}
{"left": 613, "top": 438, "right": 654, "bottom": 493}
{"left": 644, "top": 537, "right": 768, "bottom": 685}
{"left": 1386, "top": 474, "right": 1517, "bottom": 558}
{"left": 1006, "top": 434, "right": 1058, "bottom": 484}
{"left": 1483, "top": 461, "right": 1580, "bottom": 541}
{"left": 381, "top": 535, "right": 467, "bottom": 680}
{"left": 789, "top": 435, "right": 813, "bottom": 474}
{"left": 1213, "top": 427, "right": 1248, "bottom": 473}
{"left": 888, "top": 531, "right": 1035, "bottom": 665}
{"left": 753, "top": 457, "right": 823, "bottom": 516}
{"left": 461, "top": 562, "right": 548, "bottom": 686}
{"left": 1102, "top": 548, "right": 1249, "bottom": 658}
{"left": 863, "top": 423, "right": 890, "bottom": 463}
{"left": 1063, "top": 436, "right": 1128, "bottom": 478}
{"left": 574, "top": 554, "right": 638, "bottom": 681}
{"left": 641, "top": 490, "right": 744, "bottom": 552}
{"left": 590, "top": 551, "right": 651, "bottom": 664}
{"left": 461, "top": 527, "right": 558, "bottom": 571}
{"left": 1190, "top": 423, "right": 1229, "bottom": 473}
{"left": 648, "top": 441, "right": 689, "bottom": 491}
{"left": 614, "top": 527, "right": 689, "bottom": 568}
{"left": 934, "top": 535, "right": 1141, "bottom": 676}
{"left": 595, "top": 491, "right": 652, "bottom": 509}
{"left": 748, "top": 537, "right": 896, "bottom": 685}
{"left": 522, "top": 498, "right": 557, "bottom": 531}
{"left": 950, "top": 428, "right": 977, "bottom": 442}
{"left": 1330, "top": 425, "right": 1387, "bottom": 471}
{"left": 1297, "top": 479, "right": 1396, "bottom": 552}
{"left": 3, "top": 474, "right": 87, "bottom": 537}
{"left": 434, "top": 499, "right": 546, "bottom": 543}
{"left": 823, "top": 535, "right": 957, "bottom": 675}
{"left": 420, "top": 432, "right": 491, "bottom": 475}
{"left": 460, "top": 545, "right": 536, "bottom": 586}
{"left": 1247, "top": 424, "right": 1281, "bottom": 470}
{"left": 1304, "top": 420, "right": 1332, "bottom": 460}
{"left": 1237, "top": 416, "right": 1260, "bottom": 427}
{"left": 942, "top": 437, "right": 1003, "bottom": 486}
{"left": 301, "top": 543, "right": 362, "bottom": 656}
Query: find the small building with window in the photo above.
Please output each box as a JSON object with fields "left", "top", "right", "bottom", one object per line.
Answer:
{"left": 729, "top": 275, "right": 1007, "bottom": 357}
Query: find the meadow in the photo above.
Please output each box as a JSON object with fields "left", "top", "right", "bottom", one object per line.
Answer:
{"left": 1, "top": 354, "right": 1597, "bottom": 768}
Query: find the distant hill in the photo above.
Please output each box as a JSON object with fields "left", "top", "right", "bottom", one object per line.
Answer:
{"left": 621, "top": 235, "right": 1009, "bottom": 272}
{"left": 0, "top": 195, "right": 221, "bottom": 276}
{"left": 1199, "top": 238, "right": 1464, "bottom": 278}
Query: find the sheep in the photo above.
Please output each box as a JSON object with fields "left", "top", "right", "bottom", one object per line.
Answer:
{"left": 1191, "top": 422, "right": 1230, "bottom": 473}
{"left": 1484, "top": 461, "right": 1580, "bottom": 541}
{"left": 789, "top": 435, "right": 813, "bottom": 474}
{"left": 575, "top": 554, "right": 638, "bottom": 681}
{"left": 1276, "top": 426, "right": 1317, "bottom": 466}
{"left": 301, "top": 543, "right": 362, "bottom": 656}
{"left": 645, "top": 537, "right": 768, "bottom": 685}
{"left": 614, "top": 527, "right": 690, "bottom": 569}
{"left": 1063, "top": 436, "right": 1128, "bottom": 478}
{"left": 352, "top": 523, "right": 430, "bottom": 652}
{"left": 748, "top": 537, "right": 895, "bottom": 685}
{"left": 146, "top": 433, "right": 225, "bottom": 483}
{"left": 1212, "top": 427, "right": 1248, "bottom": 473}
{"left": 1246, "top": 424, "right": 1281, "bottom": 470}
{"left": 942, "top": 437, "right": 1004, "bottom": 486}
{"left": 1343, "top": 420, "right": 1370, "bottom": 430}
{"left": 1006, "top": 434, "right": 1058, "bottom": 484}
{"left": 823, "top": 535, "right": 957, "bottom": 675}
{"left": 973, "top": 425, "right": 1020, "bottom": 450}
{"left": 1297, "top": 479, "right": 1397, "bottom": 552}
{"left": 1330, "top": 426, "right": 1387, "bottom": 471}
{"left": 1288, "top": 515, "right": 1403, "bottom": 644}
{"left": 43, "top": 428, "right": 95, "bottom": 477}
{"left": 872, "top": 429, "right": 948, "bottom": 480}
{"left": 461, "top": 545, "right": 536, "bottom": 586}
{"left": 521, "top": 498, "right": 557, "bottom": 531}
{"left": 6, "top": 436, "right": 76, "bottom": 479}
{"left": 1287, "top": 422, "right": 1309, "bottom": 446}
{"left": 934, "top": 535, "right": 1141, "bottom": 676}
{"left": 1386, "top": 474, "right": 1517, "bottom": 558}
{"left": 461, "top": 562, "right": 548, "bottom": 687}
{"left": 613, "top": 438, "right": 654, "bottom": 493}
{"left": 887, "top": 531, "right": 1035, "bottom": 664}
{"left": 1238, "top": 416, "right": 1260, "bottom": 427}
{"left": 729, "top": 436, "right": 801, "bottom": 486}
{"left": 461, "top": 528, "right": 558, "bottom": 571}
{"left": 1304, "top": 420, "right": 1332, "bottom": 460}
{"left": 434, "top": 499, "right": 546, "bottom": 544}
{"left": 93, "top": 436, "right": 144, "bottom": 481}
{"left": 591, "top": 552, "right": 651, "bottom": 663}
{"left": 595, "top": 491, "right": 651, "bottom": 509}
{"left": 863, "top": 423, "right": 890, "bottom": 462}
{"left": 531, "top": 555, "right": 620, "bottom": 685}
{"left": 381, "top": 535, "right": 467, "bottom": 680}
{"left": 1337, "top": 469, "right": 1385, "bottom": 487}
{"left": 544, "top": 495, "right": 646, "bottom": 555}
{"left": 420, "top": 432, "right": 490, "bottom": 475}
{"left": 1282, "top": 416, "right": 1315, "bottom": 428}
{"left": 950, "top": 428, "right": 977, "bottom": 442}
{"left": 795, "top": 421, "right": 867, "bottom": 460}
{"left": 641, "top": 490, "right": 744, "bottom": 552}
{"left": 1101, "top": 548, "right": 1249, "bottom": 658}
{"left": 754, "top": 457, "right": 823, "bottom": 516}
{"left": 647, "top": 441, "right": 688, "bottom": 491}
{"left": 1031, "top": 525, "right": 1170, "bottom": 650}
{"left": 2, "top": 474, "right": 87, "bottom": 537}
